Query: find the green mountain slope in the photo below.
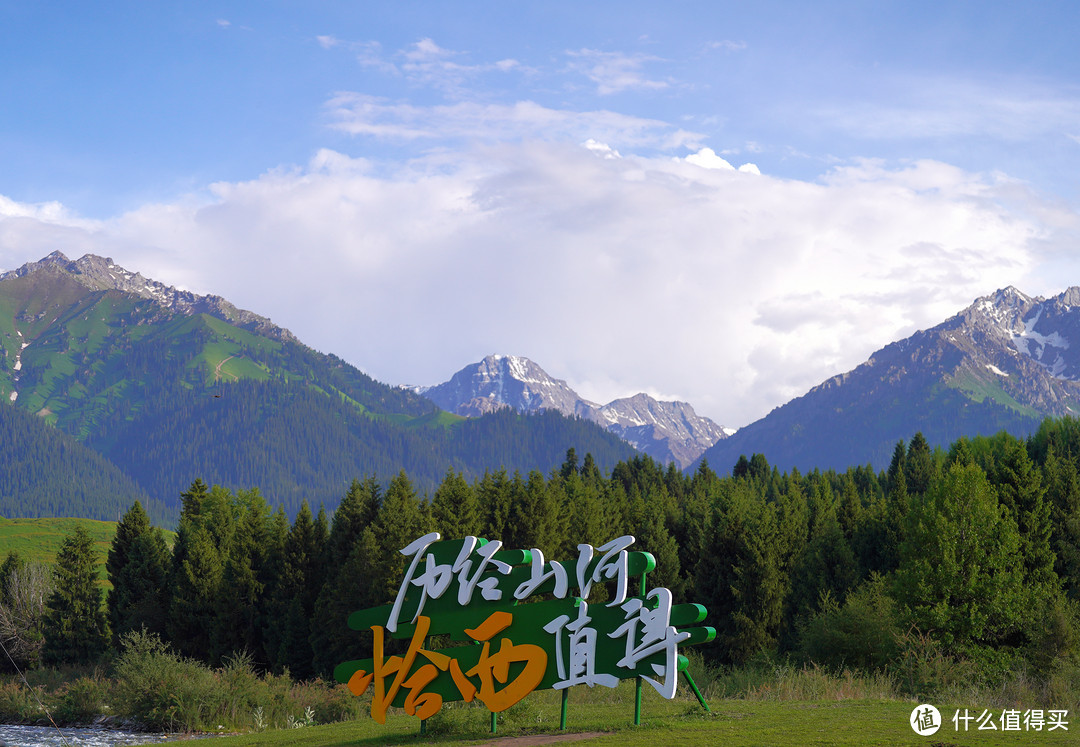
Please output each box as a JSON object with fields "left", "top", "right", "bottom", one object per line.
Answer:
{"left": 1, "top": 253, "right": 634, "bottom": 520}
{"left": 0, "top": 400, "right": 163, "bottom": 522}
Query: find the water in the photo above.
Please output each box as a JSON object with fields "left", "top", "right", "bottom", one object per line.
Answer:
{"left": 0, "top": 725, "right": 219, "bottom": 746}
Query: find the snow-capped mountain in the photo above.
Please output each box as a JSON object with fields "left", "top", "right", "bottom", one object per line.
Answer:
{"left": 697, "top": 286, "right": 1080, "bottom": 473}
{"left": 0, "top": 251, "right": 295, "bottom": 342}
{"left": 418, "top": 354, "right": 730, "bottom": 468}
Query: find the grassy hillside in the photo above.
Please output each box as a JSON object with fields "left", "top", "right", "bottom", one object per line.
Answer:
{"left": 0, "top": 516, "right": 174, "bottom": 580}
{"left": 2, "top": 263, "right": 636, "bottom": 524}
{"left": 0, "top": 517, "right": 115, "bottom": 579}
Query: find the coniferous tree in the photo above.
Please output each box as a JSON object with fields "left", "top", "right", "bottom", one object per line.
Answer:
{"left": 369, "top": 471, "right": 430, "bottom": 606}
{"left": 695, "top": 480, "right": 785, "bottom": 664}
{"left": 107, "top": 501, "right": 169, "bottom": 645}
{"left": 168, "top": 481, "right": 231, "bottom": 661}
{"left": 479, "top": 469, "right": 512, "bottom": 541}
{"left": 268, "top": 501, "right": 321, "bottom": 678}
{"left": 905, "top": 432, "right": 936, "bottom": 495}
{"left": 213, "top": 489, "right": 275, "bottom": 663}
{"left": 1044, "top": 445, "right": 1080, "bottom": 600}
{"left": 42, "top": 526, "right": 109, "bottom": 665}
{"left": 429, "top": 469, "right": 481, "bottom": 540}
{"left": 310, "top": 477, "right": 394, "bottom": 677}
{"left": 310, "top": 527, "right": 379, "bottom": 678}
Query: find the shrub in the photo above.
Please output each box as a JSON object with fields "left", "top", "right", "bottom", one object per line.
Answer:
{"left": 799, "top": 574, "right": 900, "bottom": 672}
{"left": 0, "top": 680, "right": 48, "bottom": 723}
{"left": 53, "top": 675, "right": 111, "bottom": 723}
{"left": 112, "top": 628, "right": 218, "bottom": 731}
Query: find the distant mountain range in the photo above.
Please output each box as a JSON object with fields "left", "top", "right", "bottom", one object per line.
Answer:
{"left": 415, "top": 354, "right": 731, "bottom": 469}
{"left": 0, "top": 252, "right": 634, "bottom": 522}
{"left": 698, "top": 286, "right": 1080, "bottom": 473}
{"left": 6, "top": 250, "right": 1080, "bottom": 517}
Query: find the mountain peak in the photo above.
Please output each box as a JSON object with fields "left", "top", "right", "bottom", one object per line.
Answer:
{"left": 698, "top": 284, "right": 1080, "bottom": 474}
{"left": 1, "top": 252, "right": 296, "bottom": 342}
{"left": 419, "top": 354, "right": 730, "bottom": 468}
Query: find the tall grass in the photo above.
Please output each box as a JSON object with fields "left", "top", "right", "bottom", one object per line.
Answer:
{"left": 0, "top": 630, "right": 363, "bottom": 732}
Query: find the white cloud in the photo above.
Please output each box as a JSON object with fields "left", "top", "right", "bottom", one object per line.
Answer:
{"left": 325, "top": 95, "right": 703, "bottom": 150}
{"left": 565, "top": 49, "right": 670, "bottom": 95}
{"left": 321, "top": 37, "right": 525, "bottom": 96}
{"left": 683, "top": 147, "right": 759, "bottom": 174}
{"left": 2, "top": 145, "right": 1060, "bottom": 430}
{"left": 583, "top": 139, "right": 621, "bottom": 159}
{"left": 684, "top": 147, "right": 733, "bottom": 170}
{"left": 815, "top": 75, "right": 1080, "bottom": 142}
{"left": 706, "top": 40, "right": 747, "bottom": 53}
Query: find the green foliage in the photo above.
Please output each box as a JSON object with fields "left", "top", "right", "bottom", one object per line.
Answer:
{"left": 107, "top": 501, "right": 170, "bottom": 644}
{"left": 0, "top": 401, "right": 160, "bottom": 522}
{"left": 799, "top": 574, "right": 900, "bottom": 671}
{"left": 111, "top": 629, "right": 362, "bottom": 732}
{"left": 894, "top": 462, "right": 1026, "bottom": 649}
{"left": 41, "top": 526, "right": 109, "bottom": 666}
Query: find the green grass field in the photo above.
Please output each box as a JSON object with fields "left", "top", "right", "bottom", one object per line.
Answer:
{"left": 148, "top": 690, "right": 1076, "bottom": 746}
{"left": 0, "top": 516, "right": 178, "bottom": 585}
{"left": 0, "top": 516, "right": 115, "bottom": 572}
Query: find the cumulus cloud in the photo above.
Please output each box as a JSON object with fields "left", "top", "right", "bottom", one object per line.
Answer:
{"left": 683, "top": 147, "right": 760, "bottom": 174}
{"left": 2, "top": 143, "right": 1058, "bottom": 429}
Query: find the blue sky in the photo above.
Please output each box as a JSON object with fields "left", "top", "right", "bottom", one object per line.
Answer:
{"left": 2, "top": 1, "right": 1079, "bottom": 428}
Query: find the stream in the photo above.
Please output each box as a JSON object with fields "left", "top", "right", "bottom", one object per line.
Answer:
{"left": 0, "top": 724, "right": 221, "bottom": 746}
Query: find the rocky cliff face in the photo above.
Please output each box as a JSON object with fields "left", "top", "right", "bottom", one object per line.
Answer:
{"left": 418, "top": 354, "right": 729, "bottom": 468}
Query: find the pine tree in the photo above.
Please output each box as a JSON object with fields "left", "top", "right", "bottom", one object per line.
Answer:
{"left": 905, "top": 432, "right": 936, "bottom": 495}
{"left": 168, "top": 482, "right": 231, "bottom": 661}
{"left": 429, "top": 469, "right": 481, "bottom": 540}
{"left": 107, "top": 501, "right": 169, "bottom": 645}
{"left": 42, "top": 526, "right": 109, "bottom": 665}
{"left": 310, "top": 527, "right": 379, "bottom": 678}
{"left": 369, "top": 471, "right": 430, "bottom": 606}
{"left": 268, "top": 501, "right": 321, "bottom": 677}
{"left": 1042, "top": 445, "right": 1080, "bottom": 600}
{"left": 213, "top": 489, "right": 275, "bottom": 663}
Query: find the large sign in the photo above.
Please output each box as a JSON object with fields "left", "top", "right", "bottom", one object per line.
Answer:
{"left": 334, "top": 533, "right": 715, "bottom": 725}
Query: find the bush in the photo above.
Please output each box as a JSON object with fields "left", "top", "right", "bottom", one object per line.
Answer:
{"left": 112, "top": 628, "right": 218, "bottom": 731}
{"left": 53, "top": 675, "right": 111, "bottom": 723}
{"left": 799, "top": 574, "right": 900, "bottom": 672}
{"left": 0, "top": 680, "right": 48, "bottom": 723}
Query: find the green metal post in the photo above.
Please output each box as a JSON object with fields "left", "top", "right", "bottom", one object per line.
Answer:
{"left": 420, "top": 718, "right": 427, "bottom": 735}
{"left": 561, "top": 688, "right": 568, "bottom": 730}
{"left": 684, "top": 670, "right": 710, "bottom": 711}
{"left": 634, "top": 563, "right": 647, "bottom": 726}
{"left": 634, "top": 678, "right": 642, "bottom": 725}
{"left": 491, "top": 710, "right": 497, "bottom": 734}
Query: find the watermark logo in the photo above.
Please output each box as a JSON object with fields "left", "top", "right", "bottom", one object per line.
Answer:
{"left": 911, "top": 704, "right": 941, "bottom": 736}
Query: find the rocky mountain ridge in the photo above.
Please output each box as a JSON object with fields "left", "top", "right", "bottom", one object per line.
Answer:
{"left": 417, "top": 354, "right": 730, "bottom": 468}
{"left": 1, "top": 252, "right": 634, "bottom": 520}
{"left": 0, "top": 251, "right": 296, "bottom": 342}
{"left": 697, "top": 285, "right": 1080, "bottom": 473}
